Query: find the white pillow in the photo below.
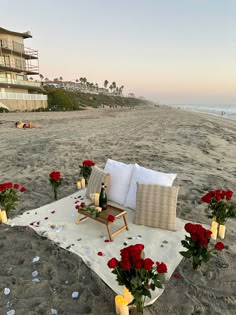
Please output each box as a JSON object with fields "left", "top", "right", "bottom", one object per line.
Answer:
{"left": 124, "top": 163, "right": 177, "bottom": 210}
{"left": 104, "top": 159, "right": 134, "bottom": 205}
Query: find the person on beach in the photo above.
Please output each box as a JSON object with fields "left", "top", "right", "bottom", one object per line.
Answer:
{"left": 15, "top": 121, "right": 42, "bottom": 129}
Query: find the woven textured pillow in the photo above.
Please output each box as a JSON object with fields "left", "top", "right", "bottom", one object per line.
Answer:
{"left": 86, "top": 166, "right": 110, "bottom": 199}
{"left": 134, "top": 183, "right": 179, "bottom": 231}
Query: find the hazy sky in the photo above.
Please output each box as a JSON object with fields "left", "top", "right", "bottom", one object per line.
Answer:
{"left": 1, "top": 0, "right": 236, "bottom": 105}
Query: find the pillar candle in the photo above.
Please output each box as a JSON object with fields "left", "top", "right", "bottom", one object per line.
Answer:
{"left": 94, "top": 193, "right": 100, "bottom": 206}
{"left": 119, "top": 299, "right": 129, "bottom": 315}
{"left": 218, "top": 224, "right": 226, "bottom": 239}
{"left": 123, "top": 287, "right": 133, "bottom": 305}
{"left": 81, "top": 178, "right": 86, "bottom": 189}
{"left": 115, "top": 295, "right": 123, "bottom": 315}
{"left": 0, "top": 210, "right": 7, "bottom": 223}
{"left": 76, "top": 181, "right": 82, "bottom": 190}
{"left": 211, "top": 220, "right": 218, "bottom": 240}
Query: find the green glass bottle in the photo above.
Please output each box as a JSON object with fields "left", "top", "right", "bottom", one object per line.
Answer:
{"left": 99, "top": 182, "right": 107, "bottom": 210}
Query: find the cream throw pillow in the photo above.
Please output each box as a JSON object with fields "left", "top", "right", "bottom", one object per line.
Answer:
{"left": 104, "top": 159, "right": 134, "bottom": 205}
{"left": 86, "top": 166, "right": 110, "bottom": 199}
{"left": 134, "top": 183, "right": 179, "bottom": 231}
{"left": 124, "top": 163, "right": 177, "bottom": 210}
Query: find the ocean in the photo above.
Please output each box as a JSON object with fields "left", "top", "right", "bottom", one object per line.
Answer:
{"left": 169, "top": 104, "right": 236, "bottom": 121}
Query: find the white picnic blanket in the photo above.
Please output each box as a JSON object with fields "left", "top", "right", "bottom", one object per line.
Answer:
{"left": 7, "top": 189, "right": 188, "bottom": 306}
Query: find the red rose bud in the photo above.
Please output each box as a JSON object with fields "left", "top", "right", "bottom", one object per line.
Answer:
{"left": 215, "top": 242, "right": 225, "bottom": 251}
{"left": 143, "top": 258, "right": 154, "bottom": 270}
{"left": 97, "top": 251, "right": 103, "bottom": 256}
{"left": 13, "top": 183, "right": 19, "bottom": 189}
{"left": 107, "top": 258, "right": 118, "bottom": 268}
{"left": 226, "top": 190, "right": 233, "bottom": 200}
{"left": 49, "top": 171, "right": 61, "bottom": 182}
{"left": 184, "top": 223, "right": 193, "bottom": 233}
{"left": 156, "top": 262, "right": 168, "bottom": 273}
{"left": 20, "top": 186, "right": 26, "bottom": 192}
{"left": 80, "top": 202, "right": 85, "bottom": 207}
{"left": 83, "top": 160, "right": 95, "bottom": 167}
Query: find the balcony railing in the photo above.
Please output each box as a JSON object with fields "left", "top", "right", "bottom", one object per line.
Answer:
{"left": 0, "top": 60, "right": 39, "bottom": 74}
{"left": 0, "top": 92, "right": 47, "bottom": 101}
{"left": 0, "top": 77, "right": 41, "bottom": 88}
{"left": 0, "top": 39, "right": 38, "bottom": 59}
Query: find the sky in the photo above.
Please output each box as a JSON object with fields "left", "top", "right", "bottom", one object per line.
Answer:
{"left": 1, "top": 0, "right": 236, "bottom": 105}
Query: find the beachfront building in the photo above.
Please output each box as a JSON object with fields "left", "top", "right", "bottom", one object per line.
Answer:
{"left": 0, "top": 27, "right": 47, "bottom": 111}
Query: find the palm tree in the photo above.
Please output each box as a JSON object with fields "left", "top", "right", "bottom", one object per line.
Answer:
{"left": 59, "top": 77, "right": 63, "bottom": 81}
{"left": 45, "top": 77, "right": 49, "bottom": 81}
{"left": 104, "top": 80, "right": 109, "bottom": 89}
{"left": 39, "top": 74, "right": 44, "bottom": 82}
{"left": 112, "top": 81, "right": 116, "bottom": 91}
{"left": 109, "top": 84, "right": 113, "bottom": 93}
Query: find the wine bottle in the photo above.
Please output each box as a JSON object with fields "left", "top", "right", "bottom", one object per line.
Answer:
{"left": 99, "top": 182, "right": 107, "bottom": 210}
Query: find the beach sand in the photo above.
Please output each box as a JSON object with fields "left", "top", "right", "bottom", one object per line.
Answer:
{"left": 0, "top": 106, "right": 236, "bottom": 314}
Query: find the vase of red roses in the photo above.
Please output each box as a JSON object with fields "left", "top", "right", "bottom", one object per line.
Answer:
{"left": 107, "top": 244, "right": 167, "bottom": 313}
{"left": 0, "top": 182, "right": 26, "bottom": 217}
{"left": 79, "top": 160, "right": 95, "bottom": 184}
{"left": 180, "top": 223, "right": 225, "bottom": 270}
{"left": 201, "top": 190, "right": 236, "bottom": 239}
{"left": 49, "top": 171, "right": 62, "bottom": 200}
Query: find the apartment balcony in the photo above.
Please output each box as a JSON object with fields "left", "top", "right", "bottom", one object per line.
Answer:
{"left": 0, "top": 91, "right": 47, "bottom": 101}
{"left": 0, "top": 61, "right": 39, "bottom": 75}
{"left": 0, "top": 39, "right": 38, "bottom": 59}
{"left": 0, "top": 77, "right": 41, "bottom": 89}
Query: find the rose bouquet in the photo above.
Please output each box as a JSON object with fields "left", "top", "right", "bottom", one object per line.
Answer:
{"left": 180, "top": 222, "right": 225, "bottom": 270}
{"left": 107, "top": 244, "right": 167, "bottom": 313}
{"left": 79, "top": 159, "right": 95, "bottom": 184}
{"left": 49, "top": 171, "right": 62, "bottom": 200}
{"left": 0, "top": 182, "right": 26, "bottom": 215}
{"left": 201, "top": 190, "right": 236, "bottom": 225}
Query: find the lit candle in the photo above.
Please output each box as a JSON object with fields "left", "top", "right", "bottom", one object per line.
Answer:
{"left": 123, "top": 287, "right": 133, "bottom": 305}
{"left": 211, "top": 220, "right": 218, "bottom": 240}
{"left": 76, "top": 180, "right": 82, "bottom": 190}
{"left": 94, "top": 193, "right": 100, "bottom": 206}
{"left": 0, "top": 210, "right": 7, "bottom": 223}
{"left": 218, "top": 224, "right": 226, "bottom": 240}
{"left": 119, "top": 298, "right": 129, "bottom": 315}
{"left": 115, "top": 295, "right": 123, "bottom": 315}
{"left": 81, "top": 178, "right": 86, "bottom": 189}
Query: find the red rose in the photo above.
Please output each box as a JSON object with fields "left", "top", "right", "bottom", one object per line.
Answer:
{"left": 134, "top": 244, "right": 144, "bottom": 251}
{"left": 13, "top": 183, "right": 19, "bottom": 189}
{"left": 80, "top": 202, "right": 85, "bottom": 207}
{"left": 5, "top": 182, "right": 12, "bottom": 189}
{"left": 143, "top": 258, "right": 154, "bottom": 270}
{"left": 184, "top": 223, "right": 193, "bottom": 233}
{"left": 226, "top": 190, "right": 233, "bottom": 201}
{"left": 201, "top": 192, "right": 212, "bottom": 203}
{"left": 107, "top": 215, "right": 115, "bottom": 222}
{"left": 120, "top": 259, "right": 131, "bottom": 270}
{"left": 156, "top": 262, "right": 167, "bottom": 273}
{"left": 215, "top": 190, "right": 221, "bottom": 201}
{"left": 20, "top": 186, "right": 26, "bottom": 192}
{"left": 50, "top": 171, "right": 61, "bottom": 182}
{"left": 134, "top": 259, "right": 143, "bottom": 269}
{"left": 83, "top": 160, "right": 95, "bottom": 167}
{"left": 107, "top": 258, "right": 118, "bottom": 268}
{"left": 215, "top": 242, "right": 225, "bottom": 251}
{"left": 97, "top": 251, "right": 103, "bottom": 256}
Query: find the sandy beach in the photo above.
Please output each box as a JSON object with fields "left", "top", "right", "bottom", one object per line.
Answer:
{"left": 0, "top": 106, "right": 236, "bottom": 315}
